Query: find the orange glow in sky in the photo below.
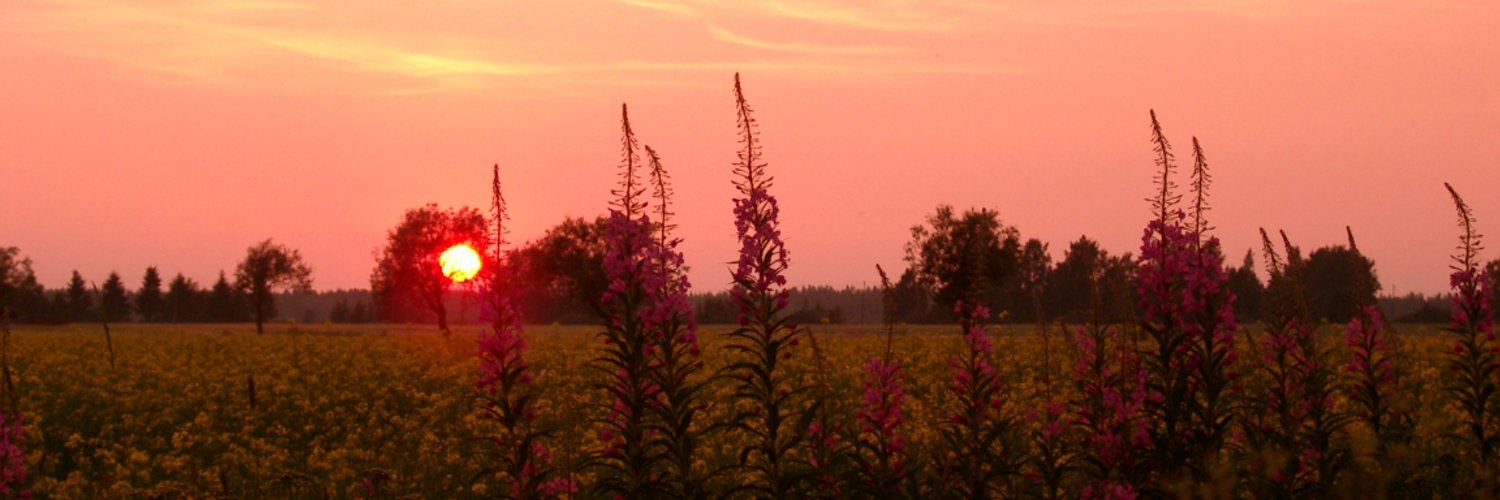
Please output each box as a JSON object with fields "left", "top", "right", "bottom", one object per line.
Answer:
{"left": 1, "top": 1, "right": 1497, "bottom": 295}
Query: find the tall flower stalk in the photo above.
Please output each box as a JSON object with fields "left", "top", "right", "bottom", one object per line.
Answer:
{"left": 1345, "top": 305, "right": 1408, "bottom": 454}
{"left": 1441, "top": 183, "right": 1499, "bottom": 468}
{"left": 592, "top": 104, "right": 668, "bottom": 497}
{"left": 722, "top": 73, "right": 817, "bottom": 497}
{"left": 1243, "top": 231, "right": 1349, "bottom": 496}
{"left": 938, "top": 300, "right": 1020, "bottom": 498}
{"left": 1072, "top": 247, "right": 1150, "bottom": 498}
{"left": 1072, "top": 323, "right": 1150, "bottom": 499}
{"left": 1343, "top": 230, "right": 1410, "bottom": 457}
{"left": 475, "top": 165, "right": 573, "bottom": 498}
{"left": 1135, "top": 112, "right": 1239, "bottom": 486}
{"left": 641, "top": 145, "right": 709, "bottom": 498}
{"left": 850, "top": 264, "right": 910, "bottom": 496}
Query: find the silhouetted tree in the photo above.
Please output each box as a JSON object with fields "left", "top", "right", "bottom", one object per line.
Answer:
{"left": 100, "top": 272, "right": 132, "bottom": 323}
{"left": 166, "top": 273, "right": 202, "bottom": 323}
{"left": 0, "top": 248, "right": 53, "bottom": 323}
{"left": 881, "top": 268, "right": 926, "bottom": 323}
{"left": 136, "top": 266, "right": 165, "bottom": 322}
{"left": 1096, "top": 251, "right": 1139, "bottom": 325}
{"left": 1041, "top": 236, "right": 1139, "bottom": 325}
{"left": 208, "top": 271, "right": 247, "bottom": 322}
{"left": 370, "top": 204, "right": 487, "bottom": 333}
{"left": 508, "top": 216, "right": 609, "bottom": 323}
{"left": 67, "top": 271, "right": 92, "bottom": 322}
{"left": 349, "top": 300, "right": 373, "bottom": 323}
{"left": 1013, "top": 238, "right": 1051, "bottom": 323}
{"left": 1225, "top": 249, "right": 1264, "bottom": 323}
{"left": 1303, "top": 245, "right": 1380, "bottom": 324}
{"left": 330, "top": 299, "right": 350, "bottom": 323}
{"left": 904, "top": 205, "right": 1022, "bottom": 320}
{"left": 695, "top": 294, "right": 737, "bottom": 324}
{"left": 1046, "top": 236, "right": 1105, "bottom": 323}
{"left": 0, "top": 248, "right": 25, "bottom": 318}
{"left": 47, "top": 291, "right": 68, "bottom": 322}
{"left": 234, "top": 239, "right": 313, "bottom": 334}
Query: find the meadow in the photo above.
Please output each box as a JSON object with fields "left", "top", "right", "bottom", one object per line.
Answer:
{"left": 3, "top": 321, "right": 1478, "bottom": 498}
{"left": 3, "top": 80, "right": 1495, "bottom": 499}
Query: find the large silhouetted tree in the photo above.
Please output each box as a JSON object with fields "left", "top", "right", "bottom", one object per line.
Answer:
{"left": 235, "top": 239, "right": 313, "bottom": 334}
{"left": 1012, "top": 238, "right": 1052, "bottom": 323}
{"left": 370, "top": 204, "right": 487, "bottom": 333}
{"left": 905, "top": 205, "right": 1022, "bottom": 320}
{"left": 1045, "top": 236, "right": 1104, "bottom": 322}
{"left": 136, "top": 266, "right": 165, "bottom": 322}
{"left": 1303, "top": 244, "right": 1380, "bottom": 324}
{"left": 508, "top": 215, "right": 609, "bottom": 323}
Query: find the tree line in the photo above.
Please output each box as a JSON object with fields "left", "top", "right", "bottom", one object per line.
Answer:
{"left": 8, "top": 217, "right": 1497, "bottom": 329}
{"left": 368, "top": 204, "right": 1500, "bottom": 329}
{"left": 0, "top": 240, "right": 313, "bottom": 334}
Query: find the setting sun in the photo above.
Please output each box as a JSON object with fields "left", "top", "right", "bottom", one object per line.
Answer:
{"left": 439, "top": 244, "right": 481, "bottom": 283}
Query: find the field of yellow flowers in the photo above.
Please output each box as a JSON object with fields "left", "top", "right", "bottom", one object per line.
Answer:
{"left": 3, "top": 321, "right": 1470, "bottom": 497}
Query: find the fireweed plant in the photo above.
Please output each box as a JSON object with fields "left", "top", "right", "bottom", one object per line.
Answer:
{"left": 474, "top": 166, "right": 574, "bottom": 498}
{"left": 1022, "top": 399, "right": 1076, "bottom": 499}
{"left": 1054, "top": 255, "right": 1144, "bottom": 499}
{"left": 721, "top": 73, "right": 819, "bottom": 497}
{"left": 641, "top": 145, "right": 710, "bottom": 498}
{"left": 1442, "top": 183, "right": 1499, "bottom": 472}
{"left": 849, "top": 265, "right": 911, "bottom": 496}
{"left": 1342, "top": 228, "right": 1412, "bottom": 459}
{"left": 937, "top": 299, "right": 1022, "bottom": 498}
{"left": 592, "top": 104, "right": 671, "bottom": 497}
{"left": 0, "top": 309, "right": 25, "bottom": 499}
{"left": 1071, "top": 321, "right": 1150, "bottom": 499}
{"left": 1135, "top": 111, "right": 1239, "bottom": 488}
{"left": 802, "top": 313, "right": 854, "bottom": 499}
{"left": 1243, "top": 230, "right": 1351, "bottom": 497}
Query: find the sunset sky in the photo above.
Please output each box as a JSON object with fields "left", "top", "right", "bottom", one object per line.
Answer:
{"left": 2, "top": 0, "right": 1497, "bottom": 296}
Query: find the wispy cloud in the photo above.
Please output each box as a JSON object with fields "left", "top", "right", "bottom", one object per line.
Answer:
{"left": 761, "top": 1, "right": 960, "bottom": 31}
{"left": 708, "top": 25, "right": 909, "bottom": 56}
{"left": 255, "top": 35, "right": 556, "bottom": 78}
{"left": 616, "top": 0, "right": 699, "bottom": 16}
{"left": 2, "top": 0, "right": 1022, "bottom": 94}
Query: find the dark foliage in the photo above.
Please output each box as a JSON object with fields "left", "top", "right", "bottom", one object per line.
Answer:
{"left": 99, "top": 271, "right": 132, "bottom": 323}
{"left": 370, "top": 204, "right": 487, "bottom": 332}
{"left": 1303, "top": 245, "right": 1380, "bottom": 324}
{"left": 234, "top": 239, "right": 313, "bottom": 334}
{"left": 904, "top": 205, "right": 1022, "bottom": 321}
{"left": 136, "top": 266, "right": 166, "bottom": 322}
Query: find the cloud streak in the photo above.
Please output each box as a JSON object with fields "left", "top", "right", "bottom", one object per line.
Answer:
{"left": 3, "top": 0, "right": 1023, "bottom": 93}
{"left": 707, "top": 25, "right": 909, "bottom": 56}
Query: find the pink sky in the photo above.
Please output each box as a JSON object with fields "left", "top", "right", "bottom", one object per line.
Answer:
{"left": 2, "top": 1, "right": 1497, "bottom": 296}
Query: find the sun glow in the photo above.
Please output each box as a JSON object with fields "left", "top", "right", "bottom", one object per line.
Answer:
{"left": 439, "top": 243, "right": 481, "bottom": 283}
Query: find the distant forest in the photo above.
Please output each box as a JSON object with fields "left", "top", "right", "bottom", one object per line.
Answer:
{"left": 4, "top": 208, "right": 1496, "bottom": 328}
{"left": 0, "top": 278, "right": 1470, "bottom": 328}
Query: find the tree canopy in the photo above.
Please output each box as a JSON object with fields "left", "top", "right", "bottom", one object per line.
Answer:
{"left": 370, "top": 204, "right": 487, "bottom": 333}
{"left": 235, "top": 239, "right": 313, "bottom": 334}
{"left": 904, "top": 205, "right": 1022, "bottom": 320}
